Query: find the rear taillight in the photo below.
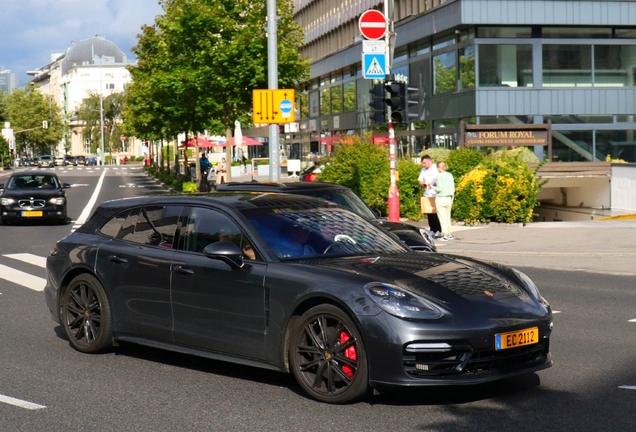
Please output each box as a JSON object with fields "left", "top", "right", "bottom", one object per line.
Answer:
{"left": 305, "top": 173, "right": 317, "bottom": 182}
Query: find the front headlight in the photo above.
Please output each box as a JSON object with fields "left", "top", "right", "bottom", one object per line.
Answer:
{"left": 49, "top": 197, "right": 65, "bottom": 205}
{"left": 512, "top": 268, "right": 550, "bottom": 308}
{"left": 364, "top": 282, "right": 444, "bottom": 319}
{"left": 1, "top": 197, "right": 15, "bottom": 205}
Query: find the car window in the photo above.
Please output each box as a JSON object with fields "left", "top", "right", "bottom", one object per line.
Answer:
{"left": 242, "top": 207, "right": 407, "bottom": 259}
{"left": 116, "top": 206, "right": 182, "bottom": 248}
{"left": 100, "top": 209, "right": 131, "bottom": 238}
{"left": 7, "top": 174, "right": 58, "bottom": 189}
{"left": 178, "top": 207, "right": 259, "bottom": 261}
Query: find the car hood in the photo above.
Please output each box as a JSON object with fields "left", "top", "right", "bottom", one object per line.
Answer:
{"left": 300, "top": 252, "right": 548, "bottom": 317}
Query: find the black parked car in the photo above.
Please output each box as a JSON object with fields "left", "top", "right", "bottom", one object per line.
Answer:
{"left": 217, "top": 181, "right": 437, "bottom": 252}
{"left": 45, "top": 193, "right": 552, "bottom": 404}
{"left": 0, "top": 171, "right": 69, "bottom": 224}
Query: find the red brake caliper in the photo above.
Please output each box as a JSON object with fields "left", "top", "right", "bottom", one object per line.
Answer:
{"left": 339, "top": 330, "right": 357, "bottom": 378}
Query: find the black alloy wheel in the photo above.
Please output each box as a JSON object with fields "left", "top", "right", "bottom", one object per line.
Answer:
{"left": 289, "top": 304, "right": 368, "bottom": 404}
{"left": 60, "top": 274, "right": 113, "bottom": 354}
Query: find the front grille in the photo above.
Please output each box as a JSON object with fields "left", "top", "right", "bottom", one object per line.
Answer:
{"left": 403, "top": 339, "right": 549, "bottom": 377}
{"left": 19, "top": 199, "right": 46, "bottom": 208}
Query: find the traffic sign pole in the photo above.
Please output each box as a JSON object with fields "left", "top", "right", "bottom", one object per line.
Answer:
{"left": 382, "top": 3, "right": 400, "bottom": 223}
{"left": 267, "top": 0, "right": 279, "bottom": 181}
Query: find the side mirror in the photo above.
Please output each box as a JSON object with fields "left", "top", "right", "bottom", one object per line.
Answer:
{"left": 202, "top": 241, "right": 244, "bottom": 269}
{"left": 62, "top": 183, "right": 71, "bottom": 189}
{"left": 0, "top": 183, "right": 4, "bottom": 190}
{"left": 370, "top": 207, "right": 382, "bottom": 218}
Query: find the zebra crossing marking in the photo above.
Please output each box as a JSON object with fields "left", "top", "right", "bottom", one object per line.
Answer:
{"left": 4, "top": 253, "right": 46, "bottom": 268}
{"left": 0, "top": 263, "right": 46, "bottom": 291}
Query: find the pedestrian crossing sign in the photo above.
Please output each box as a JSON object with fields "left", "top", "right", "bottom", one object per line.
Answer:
{"left": 362, "top": 53, "right": 386, "bottom": 79}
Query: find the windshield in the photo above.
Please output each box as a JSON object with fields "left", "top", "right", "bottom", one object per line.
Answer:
{"left": 242, "top": 207, "right": 407, "bottom": 259}
{"left": 300, "top": 189, "right": 376, "bottom": 219}
{"left": 8, "top": 174, "right": 60, "bottom": 189}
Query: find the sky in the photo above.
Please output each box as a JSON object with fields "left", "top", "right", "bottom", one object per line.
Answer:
{"left": 0, "top": 0, "right": 165, "bottom": 85}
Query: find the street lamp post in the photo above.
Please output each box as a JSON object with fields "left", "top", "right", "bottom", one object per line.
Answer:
{"left": 99, "top": 56, "right": 105, "bottom": 166}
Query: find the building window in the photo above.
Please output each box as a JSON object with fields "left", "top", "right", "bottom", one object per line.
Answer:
{"left": 433, "top": 52, "right": 456, "bottom": 94}
{"left": 551, "top": 130, "right": 593, "bottom": 162}
{"left": 596, "top": 130, "right": 636, "bottom": 162}
{"left": 331, "top": 84, "right": 343, "bottom": 113}
{"left": 478, "top": 45, "right": 533, "bottom": 87}
{"left": 343, "top": 82, "right": 356, "bottom": 111}
{"left": 299, "top": 93, "right": 309, "bottom": 119}
{"left": 616, "top": 29, "right": 636, "bottom": 38}
{"left": 543, "top": 45, "right": 592, "bottom": 87}
{"left": 542, "top": 27, "right": 611, "bottom": 39}
{"left": 106, "top": 83, "right": 115, "bottom": 90}
{"left": 459, "top": 46, "right": 475, "bottom": 89}
{"left": 594, "top": 45, "right": 636, "bottom": 87}
{"left": 477, "top": 27, "right": 532, "bottom": 38}
{"left": 320, "top": 87, "right": 331, "bottom": 115}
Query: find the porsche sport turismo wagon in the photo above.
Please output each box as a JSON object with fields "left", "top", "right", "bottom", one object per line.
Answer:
{"left": 44, "top": 193, "right": 553, "bottom": 403}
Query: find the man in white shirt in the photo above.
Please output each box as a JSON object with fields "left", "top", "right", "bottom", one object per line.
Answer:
{"left": 418, "top": 155, "right": 442, "bottom": 238}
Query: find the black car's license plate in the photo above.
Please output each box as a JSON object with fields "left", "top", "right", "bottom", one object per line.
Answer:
{"left": 22, "top": 211, "right": 43, "bottom": 217}
{"left": 495, "top": 327, "right": 539, "bottom": 350}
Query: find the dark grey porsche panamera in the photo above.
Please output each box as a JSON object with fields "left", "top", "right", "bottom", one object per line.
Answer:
{"left": 44, "top": 193, "right": 552, "bottom": 404}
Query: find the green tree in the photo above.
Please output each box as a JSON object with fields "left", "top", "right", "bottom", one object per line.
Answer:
{"left": 125, "top": 0, "right": 309, "bottom": 178}
{"left": 6, "top": 87, "right": 64, "bottom": 156}
{"left": 77, "top": 91, "right": 126, "bottom": 155}
{"left": 434, "top": 57, "right": 456, "bottom": 94}
{"left": 0, "top": 91, "right": 8, "bottom": 123}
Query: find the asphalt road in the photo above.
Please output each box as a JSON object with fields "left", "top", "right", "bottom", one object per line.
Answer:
{"left": 0, "top": 166, "right": 634, "bottom": 431}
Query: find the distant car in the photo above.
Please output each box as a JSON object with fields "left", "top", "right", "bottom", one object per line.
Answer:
{"left": 54, "top": 155, "right": 66, "bottom": 167}
{"left": 37, "top": 155, "right": 55, "bottom": 168}
{"left": 44, "top": 193, "right": 552, "bottom": 404}
{"left": 86, "top": 156, "right": 97, "bottom": 166}
{"left": 217, "top": 182, "right": 437, "bottom": 252}
{"left": 64, "top": 155, "right": 77, "bottom": 166}
{"left": 75, "top": 156, "right": 87, "bottom": 166}
{"left": 0, "top": 171, "right": 69, "bottom": 225}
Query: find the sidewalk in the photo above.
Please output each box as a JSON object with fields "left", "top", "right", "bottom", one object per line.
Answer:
{"left": 407, "top": 219, "right": 636, "bottom": 276}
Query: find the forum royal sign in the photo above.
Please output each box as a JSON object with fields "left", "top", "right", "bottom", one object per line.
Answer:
{"left": 465, "top": 130, "right": 549, "bottom": 146}
{"left": 460, "top": 122, "right": 552, "bottom": 148}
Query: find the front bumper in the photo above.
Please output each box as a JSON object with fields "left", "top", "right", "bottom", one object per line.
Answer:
{"left": 1, "top": 205, "right": 66, "bottom": 222}
{"left": 361, "top": 312, "right": 553, "bottom": 389}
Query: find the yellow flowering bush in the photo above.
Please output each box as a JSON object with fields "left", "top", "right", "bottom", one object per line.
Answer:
{"left": 453, "top": 155, "right": 540, "bottom": 224}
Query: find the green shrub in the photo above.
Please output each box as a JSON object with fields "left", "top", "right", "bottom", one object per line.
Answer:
{"left": 490, "top": 147, "right": 540, "bottom": 164}
{"left": 171, "top": 179, "right": 183, "bottom": 191}
{"left": 397, "top": 159, "right": 424, "bottom": 220}
{"left": 446, "top": 148, "right": 484, "bottom": 181}
{"left": 452, "top": 155, "right": 540, "bottom": 224}
{"left": 182, "top": 181, "right": 198, "bottom": 193}
{"left": 419, "top": 147, "right": 451, "bottom": 163}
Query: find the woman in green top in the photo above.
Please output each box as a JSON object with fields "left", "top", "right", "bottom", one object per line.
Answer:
{"left": 433, "top": 162, "right": 455, "bottom": 241}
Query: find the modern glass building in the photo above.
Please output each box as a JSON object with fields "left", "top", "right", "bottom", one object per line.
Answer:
{"left": 0, "top": 70, "right": 18, "bottom": 94}
{"left": 285, "top": 0, "right": 636, "bottom": 164}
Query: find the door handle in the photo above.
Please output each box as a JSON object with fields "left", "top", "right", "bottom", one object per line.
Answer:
{"left": 173, "top": 265, "right": 194, "bottom": 275}
{"left": 109, "top": 255, "right": 128, "bottom": 264}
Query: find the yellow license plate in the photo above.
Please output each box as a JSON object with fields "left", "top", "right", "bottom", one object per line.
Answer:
{"left": 495, "top": 327, "right": 539, "bottom": 350}
{"left": 22, "top": 211, "right": 43, "bottom": 217}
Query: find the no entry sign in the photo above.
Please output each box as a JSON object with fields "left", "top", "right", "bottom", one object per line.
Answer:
{"left": 358, "top": 10, "right": 387, "bottom": 41}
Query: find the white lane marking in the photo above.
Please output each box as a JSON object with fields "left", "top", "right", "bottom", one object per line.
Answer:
{"left": 619, "top": 385, "right": 636, "bottom": 390}
{"left": 553, "top": 311, "right": 562, "bottom": 314}
{"left": 70, "top": 184, "right": 90, "bottom": 187}
{"left": 72, "top": 168, "right": 108, "bottom": 232}
{"left": 0, "top": 394, "right": 46, "bottom": 410}
{"left": 0, "top": 264, "right": 46, "bottom": 291}
{"left": 3, "top": 254, "right": 46, "bottom": 268}
{"left": 628, "top": 319, "right": 636, "bottom": 323}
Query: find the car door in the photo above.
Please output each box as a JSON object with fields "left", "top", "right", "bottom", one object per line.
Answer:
{"left": 95, "top": 205, "right": 181, "bottom": 341}
{"left": 171, "top": 206, "right": 268, "bottom": 359}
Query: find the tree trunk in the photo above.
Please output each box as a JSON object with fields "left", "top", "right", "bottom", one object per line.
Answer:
{"left": 225, "top": 126, "right": 232, "bottom": 183}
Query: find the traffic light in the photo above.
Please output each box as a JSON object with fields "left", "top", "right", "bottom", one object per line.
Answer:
{"left": 369, "top": 82, "right": 386, "bottom": 125}
{"left": 384, "top": 82, "right": 419, "bottom": 124}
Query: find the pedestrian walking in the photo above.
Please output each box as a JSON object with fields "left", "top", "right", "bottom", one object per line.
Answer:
{"left": 199, "top": 152, "right": 212, "bottom": 192}
{"left": 216, "top": 157, "right": 228, "bottom": 185}
{"left": 433, "top": 162, "right": 455, "bottom": 241}
{"left": 418, "top": 155, "right": 442, "bottom": 238}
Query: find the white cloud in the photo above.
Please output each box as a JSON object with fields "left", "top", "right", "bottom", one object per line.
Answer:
{"left": 0, "top": 0, "right": 163, "bottom": 83}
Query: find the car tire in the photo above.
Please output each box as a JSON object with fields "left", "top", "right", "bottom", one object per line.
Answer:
{"left": 60, "top": 274, "right": 113, "bottom": 354}
{"left": 289, "top": 304, "right": 368, "bottom": 404}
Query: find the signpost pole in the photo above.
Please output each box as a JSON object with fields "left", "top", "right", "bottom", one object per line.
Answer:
{"left": 384, "top": 1, "right": 400, "bottom": 223}
{"left": 267, "top": 0, "right": 280, "bottom": 181}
